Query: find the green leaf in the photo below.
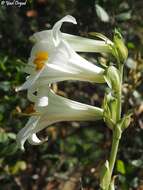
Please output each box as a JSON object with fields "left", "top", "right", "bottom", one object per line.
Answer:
{"left": 9, "top": 160, "right": 27, "bottom": 174}
{"left": 126, "top": 58, "right": 137, "bottom": 69}
{"left": 0, "top": 142, "right": 18, "bottom": 156}
{"left": 117, "top": 160, "right": 126, "bottom": 174}
{"left": 0, "top": 81, "right": 11, "bottom": 92}
{"left": 7, "top": 133, "right": 16, "bottom": 140}
{"left": 0, "top": 132, "right": 8, "bottom": 143}
{"left": 131, "top": 159, "right": 143, "bottom": 168}
{"left": 116, "top": 11, "right": 131, "bottom": 21}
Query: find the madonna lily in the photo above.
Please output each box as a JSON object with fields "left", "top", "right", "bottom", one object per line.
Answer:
{"left": 16, "top": 15, "right": 106, "bottom": 91}
{"left": 16, "top": 86, "right": 103, "bottom": 150}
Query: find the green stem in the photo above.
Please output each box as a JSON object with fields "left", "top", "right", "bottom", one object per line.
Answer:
{"left": 109, "top": 133, "right": 120, "bottom": 174}
{"left": 116, "top": 64, "right": 123, "bottom": 121}
{"left": 107, "top": 64, "right": 124, "bottom": 190}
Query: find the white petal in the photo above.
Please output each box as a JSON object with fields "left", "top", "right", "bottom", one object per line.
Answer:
{"left": 16, "top": 67, "right": 44, "bottom": 91}
{"left": 27, "top": 133, "right": 48, "bottom": 145}
{"left": 16, "top": 116, "right": 40, "bottom": 150}
{"left": 30, "top": 40, "right": 54, "bottom": 58}
{"left": 62, "top": 33, "right": 111, "bottom": 53}
{"left": 32, "top": 30, "right": 111, "bottom": 54}
{"left": 35, "top": 41, "right": 105, "bottom": 84}
{"left": 16, "top": 86, "right": 104, "bottom": 148}
{"left": 37, "top": 96, "right": 48, "bottom": 107}
{"left": 32, "top": 30, "right": 52, "bottom": 43}
{"left": 32, "top": 15, "right": 76, "bottom": 45}
{"left": 27, "top": 85, "right": 37, "bottom": 102}
{"left": 36, "top": 87, "right": 103, "bottom": 123}
{"left": 52, "top": 15, "right": 77, "bottom": 46}
{"left": 18, "top": 40, "right": 105, "bottom": 91}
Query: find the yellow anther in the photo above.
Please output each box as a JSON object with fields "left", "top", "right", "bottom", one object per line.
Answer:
{"left": 33, "top": 51, "right": 48, "bottom": 71}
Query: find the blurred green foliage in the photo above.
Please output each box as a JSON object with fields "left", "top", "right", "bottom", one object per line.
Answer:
{"left": 0, "top": 0, "right": 143, "bottom": 189}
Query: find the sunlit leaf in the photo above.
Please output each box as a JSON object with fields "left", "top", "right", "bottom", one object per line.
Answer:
{"left": 117, "top": 160, "right": 126, "bottom": 174}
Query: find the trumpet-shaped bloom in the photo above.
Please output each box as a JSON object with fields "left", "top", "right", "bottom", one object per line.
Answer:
{"left": 16, "top": 86, "right": 103, "bottom": 150}
{"left": 16, "top": 15, "right": 106, "bottom": 91}
{"left": 32, "top": 31, "right": 111, "bottom": 54}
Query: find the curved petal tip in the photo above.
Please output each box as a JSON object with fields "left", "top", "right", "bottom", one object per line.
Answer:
{"left": 28, "top": 133, "right": 48, "bottom": 145}
{"left": 15, "top": 86, "right": 21, "bottom": 92}
{"left": 63, "top": 15, "right": 77, "bottom": 25}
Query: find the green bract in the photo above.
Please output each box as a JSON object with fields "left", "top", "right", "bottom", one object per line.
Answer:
{"left": 103, "top": 93, "right": 118, "bottom": 129}
{"left": 104, "top": 66, "right": 121, "bottom": 94}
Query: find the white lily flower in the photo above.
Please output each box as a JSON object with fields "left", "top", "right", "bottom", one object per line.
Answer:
{"left": 33, "top": 31, "right": 111, "bottom": 54}
{"left": 16, "top": 15, "right": 106, "bottom": 91}
{"left": 16, "top": 86, "right": 103, "bottom": 150}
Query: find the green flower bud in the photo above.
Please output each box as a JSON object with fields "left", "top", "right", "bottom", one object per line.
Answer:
{"left": 113, "top": 29, "right": 128, "bottom": 63}
{"left": 103, "top": 93, "right": 118, "bottom": 129}
{"left": 104, "top": 66, "right": 121, "bottom": 94}
{"left": 114, "top": 124, "right": 122, "bottom": 140}
{"left": 118, "top": 113, "right": 132, "bottom": 131}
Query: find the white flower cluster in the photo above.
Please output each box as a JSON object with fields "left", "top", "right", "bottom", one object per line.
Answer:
{"left": 16, "top": 15, "right": 112, "bottom": 150}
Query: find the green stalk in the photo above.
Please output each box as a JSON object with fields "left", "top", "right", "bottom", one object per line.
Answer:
{"left": 109, "top": 134, "right": 120, "bottom": 176}
{"left": 107, "top": 64, "right": 124, "bottom": 190}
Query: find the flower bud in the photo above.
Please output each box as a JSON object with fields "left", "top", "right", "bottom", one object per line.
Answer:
{"left": 104, "top": 66, "right": 121, "bottom": 94}
{"left": 103, "top": 93, "right": 118, "bottom": 129}
{"left": 113, "top": 30, "right": 128, "bottom": 63}
{"left": 118, "top": 113, "right": 132, "bottom": 131}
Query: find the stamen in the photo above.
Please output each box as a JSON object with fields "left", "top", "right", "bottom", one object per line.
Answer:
{"left": 24, "top": 104, "right": 35, "bottom": 114}
{"left": 15, "top": 104, "right": 40, "bottom": 116}
{"left": 33, "top": 51, "right": 48, "bottom": 71}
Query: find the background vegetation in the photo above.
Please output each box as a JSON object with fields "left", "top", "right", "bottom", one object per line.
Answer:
{"left": 0, "top": 0, "right": 143, "bottom": 189}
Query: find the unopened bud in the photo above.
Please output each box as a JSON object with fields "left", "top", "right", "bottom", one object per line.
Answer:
{"left": 103, "top": 93, "right": 118, "bottom": 129}
{"left": 113, "top": 30, "right": 128, "bottom": 63}
{"left": 118, "top": 113, "right": 132, "bottom": 131}
{"left": 105, "top": 66, "right": 121, "bottom": 93}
